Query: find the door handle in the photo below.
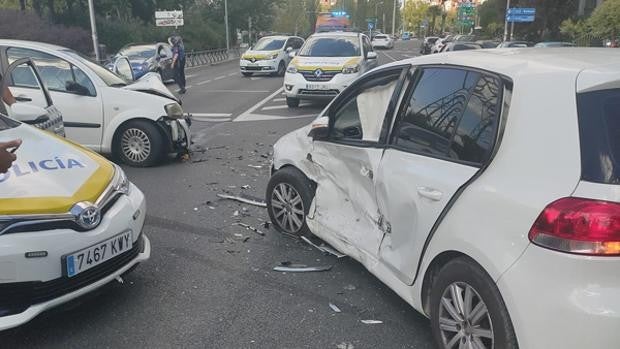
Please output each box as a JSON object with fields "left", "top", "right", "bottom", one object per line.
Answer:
{"left": 15, "top": 95, "right": 32, "bottom": 102}
{"left": 417, "top": 187, "right": 443, "bottom": 201}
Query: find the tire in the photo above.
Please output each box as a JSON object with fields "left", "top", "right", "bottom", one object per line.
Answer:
{"left": 277, "top": 61, "right": 286, "bottom": 76}
{"left": 114, "top": 120, "right": 165, "bottom": 167}
{"left": 266, "top": 167, "right": 314, "bottom": 236}
{"left": 286, "top": 96, "right": 300, "bottom": 108}
{"left": 430, "top": 257, "right": 518, "bottom": 349}
{"left": 242, "top": 72, "right": 253, "bottom": 77}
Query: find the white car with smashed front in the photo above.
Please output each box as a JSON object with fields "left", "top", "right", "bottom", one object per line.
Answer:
{"left": 0, "top": 40, "right": 191, "bottom": 167}
{"left": 283, "top": 31, "right": 378, "bottom": 108}
{"left": 267, "top": 49, "right": 620, "bottom": 349}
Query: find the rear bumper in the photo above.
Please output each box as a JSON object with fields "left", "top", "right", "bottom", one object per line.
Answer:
{"left": 497, "top": 244, "right": 620, "bottom": 349}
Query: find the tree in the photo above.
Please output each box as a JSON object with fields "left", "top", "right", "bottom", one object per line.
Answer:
{"left": 588, "top": 0, "right": 620, "bottom": 44}
{"left": 403, "top": 0, "right": 429, "bottom": 35}
{"left": 427, "top": 5, "right": 442, "bottom": 35}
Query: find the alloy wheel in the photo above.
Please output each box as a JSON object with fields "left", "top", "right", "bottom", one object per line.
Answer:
{"left": 271, "top": 183, "right": 305, "bottom": 233}
{"left": 438, "top": 282, "right": 494, "bottom": 349}
{"left": 121, "top": 128, "right": 152, "bottom": 164}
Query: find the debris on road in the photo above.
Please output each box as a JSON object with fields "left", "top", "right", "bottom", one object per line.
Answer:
{"left": 360, "top": 320, "right": 383, "bottom": 325}
{"left": 329, "top": 303, "right": 342, "bottom": 313}
{"left": 337, "top": 342, "right": 355, "bottom": 349}
{"left": 273, "top": 264, "right": 333, "bottom": 273}
{"left": 241, "top": 184, "right": 251, "bottom": 189}
{"left": 343, "top": 284, "right": 357, "bottom": 291}
{"left": 233, "top": 222, "right": 266, "bottom": 236}
{"left": 115, "top": 275, "right": 124, "bottom": 284}
{"left": 217, "top": 193, "right": 267, "bottom": 208}
{"left": 248, "top": 164, "right": 263, "bottom": 169}
{"left": 301, "top": 236, "right": 347, "bottom": 258}
{"left": 262, "top": 221, "right": 271, "bottom": 229}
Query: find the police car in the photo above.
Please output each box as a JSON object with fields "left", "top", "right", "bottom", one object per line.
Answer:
{"left": 240, "top": 35, "right": 305, "bottom": 77}
{"left": 0, "top": 116, "right": 150, "bottom": 330}
{"left": 283, "top": 31, "right": 378, "bottom": 107}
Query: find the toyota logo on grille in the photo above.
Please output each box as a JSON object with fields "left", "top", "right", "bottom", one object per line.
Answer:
{"left": 71, "top": 202, "right": 102, "bottom": 230}
{"left": 313, "top": 69, "right": 323, "bottom": 78}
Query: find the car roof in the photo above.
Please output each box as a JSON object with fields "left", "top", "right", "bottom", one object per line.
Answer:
{"left": 311, "top": 31, "right": 360, "bottom": 38}
{"left": 259, "top": 35, "right": 291, "bottom": 40}
{"left": 0, "top": 39, "right": 68, "bottom": 51}
{"left": 386, "top": 48, "right": 620, "bottom": 91}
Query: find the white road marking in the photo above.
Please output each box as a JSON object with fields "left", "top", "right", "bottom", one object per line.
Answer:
{"left": 192, "top": 117, "right": 231, "bottom": 122}
{"left": 185, "top": 85, "right": 193, "bottom": 89}
{"left": 250, "top": 77, "right": 264, "bottom": 81}
{"left": 228, "top": 72, "right": 237, "bottom": 76}
{"left": 201, "top": 90, "right": 271, "bottom": 93}
{"left": 382, "top": 51, "right": 398, "bottom": 62}
{"left": 190, "top": 113, "right": 232, "bottom": 117}
{"left": 261, "top": 105, "right": 290, "bottom": 111}
{"left": 235, "top": 87, "right": 283, "bottom": 121}
{"left": 235, "top": 113, "right": 316, "bottom": 122}
{"left": 186, "top": 74, "right": 197, "bottom": 78}
{"left": 214, "top": 76, "right": 226, "bottom": 80}
{"left": 197, "top": 79, "right": 212, "bottom": 85}
{"left": 272, "top": 97, "right": 286, "bottom": 102}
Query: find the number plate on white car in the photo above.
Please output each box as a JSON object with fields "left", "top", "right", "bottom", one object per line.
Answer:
{"left": 65, "top": 231, "right": 133, "bottom": 277}
{"left": 306, "top": 84, "right": 329, "bottom": 90}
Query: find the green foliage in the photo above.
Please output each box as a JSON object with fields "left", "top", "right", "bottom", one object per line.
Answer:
{"left": 588, "top": 0, "right": 620, "bottom": 38}
{"left": 403, "top": 0, "right": 429, "bottom": 34}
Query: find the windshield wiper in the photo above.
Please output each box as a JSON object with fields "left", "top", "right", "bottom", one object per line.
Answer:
{"left": 110, "top": 83, "right": 127, "bottom": 87}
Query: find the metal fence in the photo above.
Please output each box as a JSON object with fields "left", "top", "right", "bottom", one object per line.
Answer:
{"left": 186, "top": 48, "right": 241, "bottom": 68}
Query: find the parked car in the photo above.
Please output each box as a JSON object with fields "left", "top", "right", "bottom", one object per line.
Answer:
{"left": 476, "top": 40, "right": 500, "bottom": 49}
{"left": 1, "top": 58, "right": 65, "bottom": 137}
{"left": 0, "top": 111, "right": 150, "bottom": 330}
{"left": 497, "top": 40, "right": 534, "bottom": 48}
{"left": 240, "top": 35, "right": 305, "bottom": 77}
{"left": 420, "top": 36, "right": 439, "bottom": 55}
{"left": 371, "top": 34, "right": 394, "bottom": 49}
{"left": 0, "top": 40, "right": 191, "bottom": 167}
{"left": 534, "top": 41, "right": 576, "bottom": 47}
{"left": 402, "top": 32, "right": 411, "bottom": 40}
{"left": 283, "top": 31, "right": 378, "bottom": 108}
{"left": 441, "top": 42, "right": 483, "bottom": 52}
{"left": 108, "top": 43, "right": 174, "bottom": 81}
{"left": 266, "top": 48, "right": 620, "bottom": 349}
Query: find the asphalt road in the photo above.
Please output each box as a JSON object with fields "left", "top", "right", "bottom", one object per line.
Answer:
{"left": 0, "top": 39, "right": 434, "bottom": 349}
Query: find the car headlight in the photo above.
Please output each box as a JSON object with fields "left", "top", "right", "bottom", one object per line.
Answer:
{"left": 165, "top": 103, "right": 184, "bottom": 119}
{"left": 342, "top": 64, "right": 360, "bottom": 74}
{"left": 286, "top": 65, "right": 298, "bottom": 74}
{"left": 271, "top": 53, "right": 279, "bottom": 59}
{"left": 113, "top": 164, "right": 131, "bottom": 195}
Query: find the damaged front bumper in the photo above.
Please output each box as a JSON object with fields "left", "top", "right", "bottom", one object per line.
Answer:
{"left": 157, "top": 115, "right": 192, "bottom": 154}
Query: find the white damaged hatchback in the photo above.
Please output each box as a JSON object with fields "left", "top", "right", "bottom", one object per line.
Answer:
{"left": 267, "top": 49, "right": 620, "bottom": 349}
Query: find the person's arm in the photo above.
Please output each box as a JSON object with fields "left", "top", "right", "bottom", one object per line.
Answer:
{"left": 2, "top": 86, "right": 16, "bottom": 106}
{"left": 171, "top": 47, "right": 179, "bottom": 68}
{"left": 0, "top": 139, "right": 21, "bottom": 173}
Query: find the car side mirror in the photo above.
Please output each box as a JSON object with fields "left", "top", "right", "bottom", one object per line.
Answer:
{"left": 367, "top": 51, "right": 378, "bottom": 60}
{"left": 307, "top": 116, "right": 329, "bottom": 140}
{"left": 288, "top": 51, "right": 296, "bottom": 58}
{"left": 159, "top": 52, "right": 168, "bottom": 59}
{"left": 10, "top": 103, "right": 49, "bottom": 124}
{"left": 66, "top": 81, "right": 91, "bottom": 96}
{"left": 286, "top": 46, "right": 293, "bottom": 53}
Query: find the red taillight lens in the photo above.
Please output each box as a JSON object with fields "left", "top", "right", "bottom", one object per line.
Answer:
{"left": 528, "top": 197, "right": 620, "bottom": 256}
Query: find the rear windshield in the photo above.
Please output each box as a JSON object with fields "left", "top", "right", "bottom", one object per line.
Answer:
{"left": 576, "top": 88, "right": 620, "bottom": 184}
{"left": 375, "top": 35, "right": 388, "bottom": 39}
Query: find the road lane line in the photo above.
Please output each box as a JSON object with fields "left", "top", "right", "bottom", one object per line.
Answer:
{"left": 235, "top": 87, "right": 283, "bottom": 121}
{"left": 214, "top": 76, "right": 226, "bottom": 80}
{"left": 197, "top": 79, "right": 212, "bottom": 85}
{"left": 272, "top": 97, "right": 286, "bottom": 102}
{"left": 382, "top": 51, "right": 398, "bottom": 62}
{"left": 200, "top": 90, "right": 271, "bottom": 93}
{"left": 192, "top": 117, "right": 231, "bottom": 122}
{"left": 228, "top": 72, "right": 237, "bottom": 76}
{"left": 250, "top": 77, "right": 264, "bottom": 81}
{"left": 261, "top": 105, "right": 289, "bottom": 111}
{"left": 235, "top": 113, "right": 316, "bottom": 122}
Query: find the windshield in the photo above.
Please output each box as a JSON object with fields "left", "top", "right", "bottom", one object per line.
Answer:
{"left": 118, "top": 46, "right": 156, "bottom": 60}
{"left": 0, "top": 114, "right": 19, "bottom": 131}
{"left": 253, "top": 37, "right": 285, "bottom": 51}
{"left": 299, "top": 37, "right": 361, "bottom": 57}
{"left": 63, "top": 50, "right": 127, "bottom": 87}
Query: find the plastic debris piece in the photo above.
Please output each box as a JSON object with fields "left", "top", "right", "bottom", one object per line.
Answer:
{"left": 232, "top": 222, "right": 266, "bottom": 236}
{"left": 248, "top": 164, "right": 263, "bottom": 169}
{"left": 217, "top": 193, "right": 267, "bottom": 208}
{"left": 241, "top": 185, "right": 251, "bottom": 189}
{"left": 233, "top": 210, "right": 239, "bottom": 217}
{"left": 115, "top": 275, "right": 124, "bottom": 284}
{"left": 343, "top": 284, "right": 356, "bottom": 291}
{"left": 361, "top": 320, "right": 383, "bottom": 324}
{"left": 329, "top": 303, "right": 342, "bottom": 313}
{"left": 273, "top": 264, "right": 333, "bottom": 273}
{"left": 337, "top": 343, "right": 355, "bottom": 349}
{"left": 301, "top": 236, "right": 346, "bottom": 258}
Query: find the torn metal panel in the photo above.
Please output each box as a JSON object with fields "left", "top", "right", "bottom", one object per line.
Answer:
{"left": 217, "top": 194, "right": 267, "bottom": 208}
{"left": 301, "top": 236, "right": 346, "bottom": 258}
{"left": 360, "top": 320, "right": 383, "bottom": 324}
{"left": 329, "top": 303, "right": 342, "bottom": 313}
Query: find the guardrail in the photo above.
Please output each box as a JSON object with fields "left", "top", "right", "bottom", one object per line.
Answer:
{"left": 186, "top": 48, "right": 241, "bottom": 68}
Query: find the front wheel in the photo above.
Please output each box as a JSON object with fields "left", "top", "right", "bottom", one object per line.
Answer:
{"left": 266, "top": 167, "right": 314, "bottom": 235}
{"left": 430, "top": 257, "right": 518, "bottom": 349}
{"left": 276, "top": 61, "right": 286, "bottom": 76}
{"left": 114, "top": 120, "right": 164, "bottom": 167}
{"left": 286, "top": 96, "right": 300, "bottom": 108}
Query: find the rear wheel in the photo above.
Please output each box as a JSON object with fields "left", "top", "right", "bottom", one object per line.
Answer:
{"left": 266, "top": 167, "right": 314, "bottom": 236}
{"left": 114, "top": 120, "right": 164, "bottom": 167}
{"left": 242, "top": 72, "right": 253, "bottom": 77}
{"left": 430, "top": 257, "right": 518, "bottom": 349}
{"left": 286, "top": 96, "right": 300, "bottom": 108}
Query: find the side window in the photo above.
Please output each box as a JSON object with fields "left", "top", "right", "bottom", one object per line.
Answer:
{"left": 392, "top": 67, "right": 480, "bottom": 158}
{"left": 363, "top": 36, "right": 372, "bottom": 56}
{"left": 451, "top": 74, "right": 501, "bottom": 163}
{"left": 293, "top": 38, "right": 303, "bottom": 49}
{"left": 330, "top": 71, "right": 401, "bottom": 142}
{"left": 7, "top": 47, "right": 95, "bottom": 96}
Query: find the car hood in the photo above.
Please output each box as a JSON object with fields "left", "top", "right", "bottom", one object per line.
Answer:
{"left": 123, "top": 72, "right": 179, "bottom": 103}
{"left": 241, "top": 50, "right": 281, "bottom": 60}
{"left": 289, "top": 56, "right": 363, "bottom": 71}
{"left": 0, "top": 123, "right": 115, "bottom": 215}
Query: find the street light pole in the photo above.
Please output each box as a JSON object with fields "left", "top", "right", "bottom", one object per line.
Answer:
{"left": 392, "top": 0, "right": 397, "bottom": 36}
{"left": 87, "top": 0, "right": 100, "bottom": 62}
{"left": 503, "top": 0, "right": 511, "bottom": 42}
{"left": 224, "top": 0, "right": 230, "bottom": 51}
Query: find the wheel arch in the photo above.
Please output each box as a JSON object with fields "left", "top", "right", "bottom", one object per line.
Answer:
{"left": 111, "top": 117, "right": 170, "bottom": 154}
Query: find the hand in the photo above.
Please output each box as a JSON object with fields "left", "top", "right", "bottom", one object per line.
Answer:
{"left": 0, "top": 139, "right": 21, "bottom": 174}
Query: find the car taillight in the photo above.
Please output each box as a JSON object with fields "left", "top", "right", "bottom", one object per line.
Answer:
{"left": 528, "top": 197, "right": 620, "bottom": 256}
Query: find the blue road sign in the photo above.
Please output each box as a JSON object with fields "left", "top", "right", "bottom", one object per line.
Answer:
{"left": 368, "top": 22, "right": 374, "bottom": 30}
{"left": 507, "top": 8, "right": 536, "bottom": 15}
{"left": 506, "top": 14, "right": 535, "bottom": 23}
